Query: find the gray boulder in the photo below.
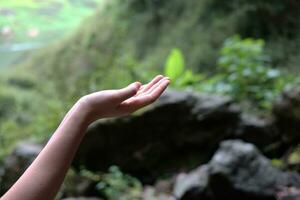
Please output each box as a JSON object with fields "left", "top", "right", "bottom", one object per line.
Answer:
{"left": 234, "top": 113, "right": 278, "bottom": 149}
{"left": 174, "top": 140, "right": 300, "bottom": 200}
{"left": 74, "top": 90, "right": 241, "bottom": 180}
{"left": 0, "top": 141, "right": 42, "bottom": 195}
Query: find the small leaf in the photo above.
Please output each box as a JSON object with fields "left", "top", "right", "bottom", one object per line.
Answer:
{"left": 164, "top": 48, "right": 185, "bottom": 81}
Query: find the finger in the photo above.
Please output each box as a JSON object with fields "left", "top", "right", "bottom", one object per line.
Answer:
{"left": 119, "top": 79, "right": 170, "bottom": 112}
{"left": 137, "top": 75, "right": 164, "bottom": 95}
{"left": 124, "top": 77, "right": 169, "bottom": 104}
{"left": 143, "top": 77, "right": 170, "bottom": 96}
{"left": 115, "top": 82, "right": 141, "bottom": 102}
{"left": 149, "top": 79, "right": 170, "bottom": 100}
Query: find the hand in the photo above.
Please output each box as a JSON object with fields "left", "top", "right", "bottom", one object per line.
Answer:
{"left": 79, "top": 75, "right": 170, "bottom": 122}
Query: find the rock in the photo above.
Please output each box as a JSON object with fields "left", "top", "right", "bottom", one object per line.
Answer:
{"left": 273, "top": 86, "right": 300, "bottom": 144}
{"left": 154, "top": 179, "right": 173, "bottom": 194}
{"left": 173, "top": 166, "right": 209, "bottom": 199}
{"left": 143, "top": 186, "right": 176, "bottom": 200}
{"left": 276, "top": 187, "right": 300, "bottom": 200}
{"left": 0, "top": 141, "right": 43, "bottom": 195}
{"left": 234, "top": 113, "right": 278, "bottom": 149}
{"left": 74, "top": 90, "right": 241, "bottom": 181}
{"left": 174, "top": 140, "right": 300, "bottom": 200}
{"left": 143, "top": 178, "right": 177, "bottom": 200}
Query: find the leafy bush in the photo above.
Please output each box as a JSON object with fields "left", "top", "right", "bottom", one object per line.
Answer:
{"left": 217, "top": 35, "right": 282, "bottom": 108}
{"left": 96, "top": 166, "right": 142, "bottom": 200}
{"left": 164, "top": 36, "right": 291, "bottom": 110}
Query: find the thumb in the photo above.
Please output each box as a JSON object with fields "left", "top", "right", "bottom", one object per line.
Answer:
{"left": 115, "top": 82, "right": 141, "bottom": 102}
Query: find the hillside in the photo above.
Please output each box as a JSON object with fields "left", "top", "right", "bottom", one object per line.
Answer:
{"left": 21, "top": 0, "right": 300, "bottom": 99}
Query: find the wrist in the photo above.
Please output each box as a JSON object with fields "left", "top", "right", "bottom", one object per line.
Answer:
{"left": 75, "top": 96, "right": 96, "bottom": 125}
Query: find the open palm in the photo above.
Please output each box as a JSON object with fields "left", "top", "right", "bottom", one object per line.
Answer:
{"left": 80, "top": 75, "right": 170, "bottom": 121}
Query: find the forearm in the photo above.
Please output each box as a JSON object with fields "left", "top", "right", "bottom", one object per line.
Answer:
{"left": 1, "top": 100, "right": 90, "bottom": 200}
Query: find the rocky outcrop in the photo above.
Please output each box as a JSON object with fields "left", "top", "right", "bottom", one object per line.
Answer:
{"left": 2, "top": 88, "right": 292, "bottom": 199}
{"left": 74, "top": 90, "right": 241, "bottom": 180}
{"left": 273, "top": 86, "right": 300, "bottom": 144}
{"left": 0, "top": 141, "right": 43, "bottom": 195}
{"left": 174, "top": 140, "right": 300, "bottom": 200}
{"left": 74, "top": 90, "right": 279, "bottom": 181}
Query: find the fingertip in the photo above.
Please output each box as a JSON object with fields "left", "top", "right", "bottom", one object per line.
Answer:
{"left": 133, "top": 82, "right": 142, "bottom": 92}
{"left": 162, "top": 79, "right": 170, "bottom": 89}
{"left": 135, "top": 81, "right": 142, "bottom": 87}
{"left": 156, "top": 74, "right": 164, "bottom": 79}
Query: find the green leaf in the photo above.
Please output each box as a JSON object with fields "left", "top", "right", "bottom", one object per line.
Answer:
{"left": 164, "top": 48, "right": 185, "bottom": 81}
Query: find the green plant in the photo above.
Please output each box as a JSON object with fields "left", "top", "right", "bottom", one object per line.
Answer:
{"left": 162, "top": 37, "right": 291, "bottom": 110}
{"left": 95, "top": 166, "right": 142, "bottom": 200}
{"left": 217, "top": 35, "right": 282, "bottom": 108}
{"left": 164, "top": 48, "right": 185, "bottom": 81}
{"left": 164, "top": 48, "right": 204, "bottom": 87}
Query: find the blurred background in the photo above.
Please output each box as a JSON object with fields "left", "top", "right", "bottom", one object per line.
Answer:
{"left": 1, "top": 0, "right": 300, "bottom": 200}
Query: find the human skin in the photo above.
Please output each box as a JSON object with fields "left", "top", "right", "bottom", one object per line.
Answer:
{"left": 1, "top": 75, "right": 170, "bottom": 200}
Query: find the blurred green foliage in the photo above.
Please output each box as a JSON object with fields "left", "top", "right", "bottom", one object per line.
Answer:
{"left": 164, "top": 48, "right": 203, "bottom": 87}
{"left": 165, "top": 36, "right": 295, "bottom": 110}
{"left": 1, "top": 0, "right": 300, "bottom": 171}
{"left": 0, "top": 68, "right": 68, "bottom": 161}
{"left": 17, "top": 0, "right": 299, "bottom": 106}
{"left": 80, "top": 166, "right": 142, "bottom": 200}
{"left": 217, "top": 36, "right": 282, "bottom": 108}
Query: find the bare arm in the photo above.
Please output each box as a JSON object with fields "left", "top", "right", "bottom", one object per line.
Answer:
{"left": 1, "top": 75, "right": 170, "bottom": 200}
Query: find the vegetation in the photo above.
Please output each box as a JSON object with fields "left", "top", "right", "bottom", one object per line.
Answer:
{"left": 1, "top": 0, "right": 300, "bottom": 196}
{"left": 18, "top": 0, "right": 299, "bottom": 97}
{"left": 164, "top": 36, "right": 296, "bottom": 110}
{"left": 80, "top": 166, "right": 142, "bottom": 200}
